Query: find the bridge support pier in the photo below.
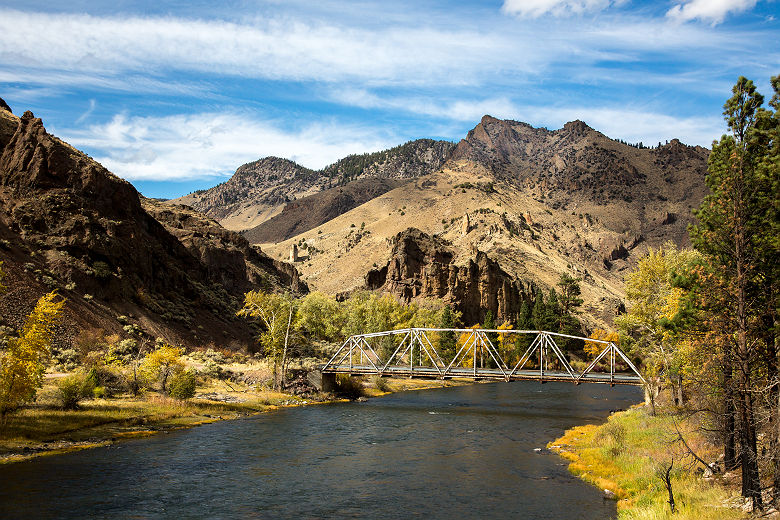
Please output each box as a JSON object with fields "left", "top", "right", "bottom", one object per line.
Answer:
{"left": 308, "top": 369, "right": 337, "bottom": 392}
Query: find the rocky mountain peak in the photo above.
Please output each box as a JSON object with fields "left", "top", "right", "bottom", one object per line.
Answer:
{"left": 175, "top": 138, "right": 454, "bottom": 231}
{"left": 560, "top": 119, "right": 594, "bottom": 139}
{"left": 0, "top": 97, "right": 11, "bottom": 114}
{"left": 0, "top": 110, "right": 141, "bottom": 219}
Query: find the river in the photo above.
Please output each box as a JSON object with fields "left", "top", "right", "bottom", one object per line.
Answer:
{"left": 0, "top": 381, "right": 641, "bottom": 519}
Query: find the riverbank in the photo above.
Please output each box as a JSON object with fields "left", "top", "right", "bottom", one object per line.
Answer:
{"left": 0, "top": 374, "right": 469, "bottom": 464}
{"left": 548, "top": 406, "right": 747, "bottom": 519}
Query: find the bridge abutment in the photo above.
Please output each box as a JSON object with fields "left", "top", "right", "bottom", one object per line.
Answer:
{"left": 308, "top": 369, "right": 337, "bottom": 392}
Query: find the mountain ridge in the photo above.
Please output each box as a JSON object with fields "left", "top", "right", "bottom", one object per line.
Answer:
{"left": 172, "top": 139, "right": 455, "bottom": 231}
{"left": 0, "top": 104, "right": 304, "bottom": 352}
{"left": 258, "top": 115, "right": 709, "bottom": 329}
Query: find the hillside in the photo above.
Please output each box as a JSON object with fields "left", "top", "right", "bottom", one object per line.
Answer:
{"left": 173, "top": 139, "right": 455, "bottom": 231}
{"left": 259, "top": 116, "right": 709, "bottom": 329}
{"left": 243, "top": 177, "right": 410, "bottom": 243}
{"left": 0, "top": 100, "right": 304, "bottom": 352}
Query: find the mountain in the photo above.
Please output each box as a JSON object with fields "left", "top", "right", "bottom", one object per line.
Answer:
{"left": 0, "top": 100, "right": 304, "bottom": 352}
{"left": 258, "top": 116, "right": 709, "bottom": 329}
{"left": 172, "top": 139, "right": 455, "bottom": 231}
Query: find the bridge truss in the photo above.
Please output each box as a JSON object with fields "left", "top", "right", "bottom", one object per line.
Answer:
{"left": 321, "top": 328, "right": 645, "bottom": 386}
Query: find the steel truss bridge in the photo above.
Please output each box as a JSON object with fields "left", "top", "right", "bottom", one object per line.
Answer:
{"left": 321, "top": 328, "right": 645, "bottom": 386}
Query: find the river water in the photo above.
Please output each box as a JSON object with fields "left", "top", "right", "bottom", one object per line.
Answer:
{"left": 0, "top": 381, "right": 641, "bottom": 519}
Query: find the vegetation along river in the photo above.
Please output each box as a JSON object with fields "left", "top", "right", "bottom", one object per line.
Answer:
{"left": 0, "top": 381, "right": 641, "bottom": 519}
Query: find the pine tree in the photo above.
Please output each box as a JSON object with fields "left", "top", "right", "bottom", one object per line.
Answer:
{"left": 557, "top": 273, "right": 584, "bottom": 350}
{"left": 532, "top": 291, "right": 546, "bottom": 331}
{"left": 689, "top": 76, "right": 772, "bottom": 509}
{"left": 439, "top": 305, "right": 456, "bottom": 362}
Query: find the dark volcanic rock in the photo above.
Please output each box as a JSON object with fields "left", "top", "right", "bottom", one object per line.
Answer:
{"left": 144, "top": 200, "right": 307, "bottom": 294}
{"left": 0, "top": 109, "right": 305, "bottom": 350}
{"left": 366, "top": 228, "right": 533, "bottom": 324}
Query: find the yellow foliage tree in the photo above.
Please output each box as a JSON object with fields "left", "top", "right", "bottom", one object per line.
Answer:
{"left": 238, "top": 290, "right": 297, "bottom": 389}
{"left": 496, "top": 321, "right": 516, "bottom": 365}
{"left": 584, "top": 329, "right": 619, "bottom": 358}
{"left": 0, "top": 291, "right": 65, "bottom": 419}
{"left": 140, "top": 344, "right": 185, "bottom": 394}
{"left": 615, "top": 243, "right": 701, "bottom": 407}
{"left": 458, "top": 325, "right": 481, "bottom": 368}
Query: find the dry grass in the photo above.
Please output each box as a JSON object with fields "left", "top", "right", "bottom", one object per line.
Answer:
{"left": 549, "top": 407, "right": 745, "bottom": 520}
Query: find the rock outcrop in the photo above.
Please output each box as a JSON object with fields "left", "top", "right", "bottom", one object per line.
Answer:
{"left": 365, "top": 228, "right": 533, "bottom": 324}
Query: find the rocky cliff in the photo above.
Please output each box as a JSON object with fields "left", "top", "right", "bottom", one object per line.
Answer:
{"left": 365, "top": 228, "right": 533, "bottom": 324}
{"left": 0, "top": 101, "right": 304, "bottom": 351}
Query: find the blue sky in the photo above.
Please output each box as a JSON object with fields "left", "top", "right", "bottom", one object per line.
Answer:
{"left": 0, "top": 0, "right": 778, "bottom": 199}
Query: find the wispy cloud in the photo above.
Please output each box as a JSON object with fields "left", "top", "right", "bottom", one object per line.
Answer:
{"left": 330, "top": 89, "right": 723, "bottom": 146}
{"left": 62, "top": 112, "right": 397, "bottom": 181}
{"left": 502, "top": 0, "right": 617, "bottom": 18}
{"left": 0, "top": 7, "right": 757, "bottom": 92}
{"left": 666, "top": 0, "right": 758, "bottom": 25}
{"left": 0, "top": 9, "right": 519, "bottom": 87}
{"left": 74, "top": 99, "right": 96, "bottom": 124}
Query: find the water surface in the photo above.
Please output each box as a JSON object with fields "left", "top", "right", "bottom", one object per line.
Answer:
{"left": 0, "top": 381, "right": 641, "bottom": 519}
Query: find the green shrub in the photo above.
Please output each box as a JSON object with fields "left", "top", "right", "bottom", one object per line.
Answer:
{"left": 55, "top": 372, "right": 95, "bottom": 410}
{"left": 371, "top": 375, "right": 389, "bottom": 392}
{"left": 92, "top": 261, "right": 112, "bottom": 279}
{"left": 107, "top": 338, "right": 138, "bottom": 365}
{"left": 92, "top": 386, "right": 106, "bottom": 398}
{"left": 595, "top": 420, "right": 627, "bottom": 458}
{"left": 168, "top": 370, "right": 197, "bottom": 400}
{"left": 52, "top": 347, "right": 81, "bottom": 371}
{"left": 86, "top": 366, "right": 127, "bottom": 397}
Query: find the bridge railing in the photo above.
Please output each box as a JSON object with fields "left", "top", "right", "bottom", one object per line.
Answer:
{"left": 321, "top": 328, "right": 645, "bottom": 386}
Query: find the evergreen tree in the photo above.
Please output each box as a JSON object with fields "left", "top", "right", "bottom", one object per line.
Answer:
{"left": 531, "top": 291, "right": 547, "bottom": 331}
{"left": 556, "top": 274, "right": 585, "bottom": 350}
{"left": 482, "top": 310, "right": 497, "bottom": 368}
{"left": 439, "top": 305, "right": 456, "bottom": 362}
{"left": 689, "top": 76, "right": 775, "bottom": 509}
{"left": 514, "top": 300, "right": 534, "bottom": 357}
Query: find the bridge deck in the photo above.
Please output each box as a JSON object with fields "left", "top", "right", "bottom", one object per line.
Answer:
{"left": 321, "top": 364, "right": 642, "bottom": 385}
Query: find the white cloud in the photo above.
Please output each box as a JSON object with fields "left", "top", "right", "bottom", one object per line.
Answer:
{"left": 666, "top": 0, "right": 758, "bottom": 24}
{"left": 331, "top": 89, "right": 722, "bottom": 146}
{"left": 331, "top": 89, "right": 519, "bottom": 122}
{"left": 62, "top": 112, "right": 396, "bottom": 181}
{"left": 530, "top": 106, "right": 722, "bottom": 147}
{"left": 0, "top": 9, "right": 518, "bottom": 87}
{"left": 74, "top": 99, "right": 96, "bottom": 124}
{"left": 502, "top": 0, "right": 613, "bottom": 18}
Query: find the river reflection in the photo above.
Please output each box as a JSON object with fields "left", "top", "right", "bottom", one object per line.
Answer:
{"left": 0, "top": 381, "right": 641, "bottom": 519}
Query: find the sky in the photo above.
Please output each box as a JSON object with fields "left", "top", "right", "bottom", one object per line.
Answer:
{"left": 0, "top": 0, "right": 778, "bottom": 199}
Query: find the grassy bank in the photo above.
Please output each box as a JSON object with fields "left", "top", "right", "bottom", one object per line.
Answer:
{"left": 0, "top": 372, "right": 466, "bottom": 464}
{"left": 548, "top": 406, "right": 745, "bottom": 519}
